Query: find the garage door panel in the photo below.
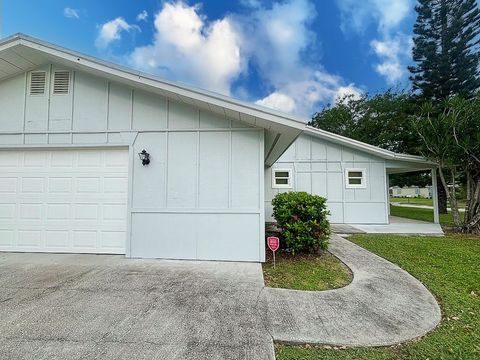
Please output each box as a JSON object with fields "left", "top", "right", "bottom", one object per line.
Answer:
{"left": 48, "top": 178, "right": 72, "bottom": 193}
{"left": 21, "top": 177, "right": 45, "bottom": 193}
{"left": 0, "top": 149, "right": 128, "bottom": 254}
{"left": 100, "top": 231, "right": 125, "bottom": 250}
{"left": 104, "top": 177, "right": 128, "bottom": 193}
{"left": 45, "top": 230, "right": 69, "bottom": 248}
{"left": 0, "top": 230, "right": 14, "bottom": 246}
{"left": 23, "top": 152, "right": 47, "bottom": 167}
{"left": 0, "top": 177, "right": 17, "bottom": 193}
{"left": 103, "top": 204, "right": 127, "bottom": 221}
{"left": 19, "top": 204, "right": 43, "bottom": 221}
{"left": 75, "top": 177, "right": 100, "bottom": 193}
{"left": 18, "top": 230, "right": 42, "bottom": 247}
{"left": 78, "top": 151, "right": 102, "bottom": 167}
{"left": 46, "top": 204, "right": 70, "bottom": 220}
{"left": 74, "top": 204, "right": 99, "bottom": 220}
{"left": 0, "top": 204, "right": 16, "bottom": 220}
{"left": 50, "top": 151, "right": 74, "bottom": 167}
{"left": 73, "top": 231, "right": 97, "bottom": 249}
{"left": 0, "top": 152, "right": 18, "bottom": 166}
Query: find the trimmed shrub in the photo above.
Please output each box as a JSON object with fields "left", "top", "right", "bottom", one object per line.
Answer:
{"left": 271, "top": 192, "right": 331, "bottom": 254}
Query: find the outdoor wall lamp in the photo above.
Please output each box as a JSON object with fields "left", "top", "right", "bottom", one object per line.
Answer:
{"left": 138, "top": 149, "right": 150, "bottom": 166}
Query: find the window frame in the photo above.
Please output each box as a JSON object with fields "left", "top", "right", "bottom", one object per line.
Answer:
{"left": 272, "top": 168, "right": 293, "bottom": 189}
{"left": 345, "top": 168, "right": 367, "bottom": 189}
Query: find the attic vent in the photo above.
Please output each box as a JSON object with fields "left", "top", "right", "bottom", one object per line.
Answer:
{"left": 53, "top": 71, "right": 70, "bottom": 95}
{"left": 30, "top": 71, "right": 46, "bottom": 95}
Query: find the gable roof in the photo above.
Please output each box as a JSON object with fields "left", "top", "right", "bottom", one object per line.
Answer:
{"left": 305, "top": 126, "right": 435, "bottom": 169}
{"left": 0, "top": 33, "right": 305, "bottom": 166}
{"left": 0, "top": 33, "right": 434, "bottom": 171}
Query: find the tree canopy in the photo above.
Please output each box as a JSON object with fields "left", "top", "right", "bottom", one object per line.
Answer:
{"left": 409, "top": 0, "right": 480, "bottom": 99}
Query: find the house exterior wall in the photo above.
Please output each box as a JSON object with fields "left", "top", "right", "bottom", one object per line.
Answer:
{"left": 0, "top": 64, "right": 265, "bottom": 261}
{"left": 266, "top": 134, "right": 388, "bottom": 224}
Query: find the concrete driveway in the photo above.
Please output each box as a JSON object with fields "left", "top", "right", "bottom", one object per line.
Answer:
{"left": 0, "top": 253, "right": 273, "bottom": 360}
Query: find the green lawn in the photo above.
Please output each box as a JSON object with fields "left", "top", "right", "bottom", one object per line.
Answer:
{"left": 276, "top": 234, "right": 480, "bottom": 360}
{"left": 390, "top": 196, "right": 434, "bottom": 206}
{"left": 262, "top": 251, "right": 352, "bottom": 291}
{"left": 390, "top": 204, "right": 460, "bottom": 227}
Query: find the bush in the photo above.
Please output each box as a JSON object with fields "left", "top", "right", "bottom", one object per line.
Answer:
{"left": 271, "top": 192, "right": 331, "bottom": 254}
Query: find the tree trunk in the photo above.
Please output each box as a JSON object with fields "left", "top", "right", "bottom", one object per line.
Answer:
{"left": 464, "top": 177, "right": 480, "bottom": 234}
{"left": 438, "top": 167, "right": 462, "bottom": 228}
{"left": 437, "top": 175, "right": 448, "bottom": 213}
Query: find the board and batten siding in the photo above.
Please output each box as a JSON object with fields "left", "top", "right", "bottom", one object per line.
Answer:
{"left": 0, "top": 64, "right": 265, "bottom": 261}
{"left": 266, "top": 134, "right": 388, "bottom": 224}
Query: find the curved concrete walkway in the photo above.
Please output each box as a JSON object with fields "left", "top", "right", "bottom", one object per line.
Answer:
{"left": 259, "top": 234, "right": 441, "bottom": 347}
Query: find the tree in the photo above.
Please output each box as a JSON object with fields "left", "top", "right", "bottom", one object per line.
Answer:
{"left": 409, "top": 0, "right": 480, "bottom": 99}
{"left": 310, "top": 91, "right": 419, "bottom": 154}
{"left": 412, "top": 96, "right": 480, "bottom": 234}
{"left": 409, "top": 0, "right": 480, "bottom": 213}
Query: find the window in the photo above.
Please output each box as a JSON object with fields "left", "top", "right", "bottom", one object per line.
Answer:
{"left": 345, "top": 168, "right": 366, "bottom": 188}
{"left": 53, "top": 71, "right": 70, "bottom": 95}
{"left": 272, "top": 169, "right": 292, "bottom": 188}
{"left": 29, "top": 71, "right": 46, "bottom": 95}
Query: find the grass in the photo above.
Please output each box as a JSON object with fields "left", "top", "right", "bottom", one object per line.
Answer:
{"left": 276, "top": 234, "right": 480, "bottom": 360}
{"left": 390, "top": 205, "right": 461, "bottom": 227}
{"left": 389, "top": 197, "right": 467, "bottom": 209}
{"left": 390, "top": 197, "right": 434, "bottom": 206}
{"left": 262, "top": 251, "right": 352, "bottom": 291}
{"left": 390, "top": 196, "right": 465, "bottom": 209}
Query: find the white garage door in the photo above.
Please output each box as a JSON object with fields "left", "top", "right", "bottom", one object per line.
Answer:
{"left": 0, "top": 148, "right": 129, "bottom": 254}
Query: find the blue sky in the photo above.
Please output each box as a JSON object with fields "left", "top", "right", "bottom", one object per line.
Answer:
{"left": 2, "top": 0, "right": 417, "bottom": 117}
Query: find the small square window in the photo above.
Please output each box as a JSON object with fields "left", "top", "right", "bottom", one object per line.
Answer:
{"left": 345, "top": 168, "right": 366, "bottom": 188}
{"left": 272, "top": 169, "right": 292, "bottom": 188}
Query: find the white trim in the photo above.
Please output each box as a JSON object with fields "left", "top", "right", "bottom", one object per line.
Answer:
{"left": 432, "top": 168, "right": 440, "bottom": 224}
{"left": 345, "top": 168, "right": 367, "bottom": 189}
{"left": 258, "top": 130, "right": 265, "bottom": 262}
{"left": 272, "top": 168, "right": 293, "bottom": 189}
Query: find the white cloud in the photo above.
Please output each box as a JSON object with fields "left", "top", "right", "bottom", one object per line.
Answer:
{"left": 64, "top": 7, "right": 80, "bottom": 19}
{"left": 240, "top": 0, "right": 262, "bottom": 8}
{"left": 256, "top": 92, "right": 296, "bottom": 113}
{"left": 244, "top": 0, "right": 361, "bottom": 115}
{"left": 130, "top": 1, "right": 243, "bottom": 95}
{"left": 336, "top": 0, "right": 412, "bottom": 34}
{"left": 137, "top": 10, "right": 148, "bottom": 22}
{"left": 128, "top": 0, "right": 360, "bottom": 116}
{"left": 371, "top": 35, "right": 412, "bottom": 84}
{"left": 96, "top": 17, "right": 139, "bottom": 48}
{"left": 334, "top": 84, "right": 363, "bottom": 103}
{"left": 336, "top": 0, "right": 413, "bottom": 85}
{"left": 257, "top": 72, "right": 362, "bottom": 114}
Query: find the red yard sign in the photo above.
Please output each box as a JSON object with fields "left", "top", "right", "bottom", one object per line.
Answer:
{"left": 267, "top": 236, "right": 280, "bottom": 268}
{"left": 267, "top": 236, "right": 280, "bottom": 252}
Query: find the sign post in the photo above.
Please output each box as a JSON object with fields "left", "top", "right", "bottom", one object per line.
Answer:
{"left": 267, "top": 236, "right": 280, "bottom": 269}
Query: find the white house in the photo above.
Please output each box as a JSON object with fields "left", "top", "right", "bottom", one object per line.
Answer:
{"left": 0, "top": 34, "right": 439, "bottom": 262}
